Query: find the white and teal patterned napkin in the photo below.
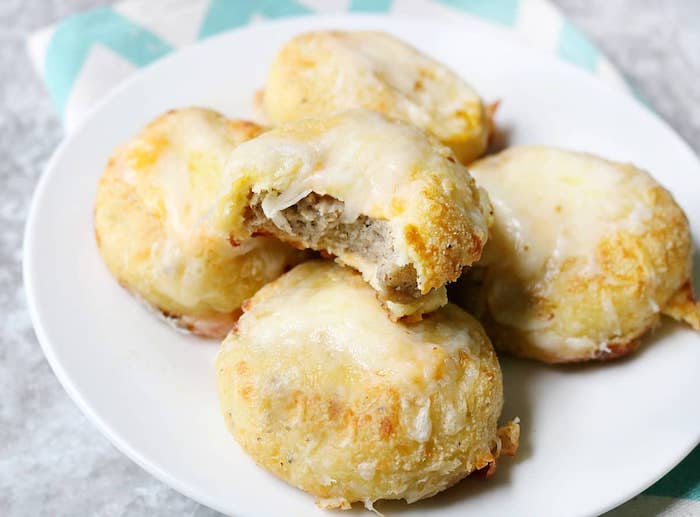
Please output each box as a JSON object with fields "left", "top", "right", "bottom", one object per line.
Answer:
{"left": 26, "top": 0, "right": 700, "bottom": 514}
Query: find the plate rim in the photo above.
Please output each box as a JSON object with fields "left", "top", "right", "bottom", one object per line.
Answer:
{"left": 23, "top": 13, "right": 700, "bottom": 517}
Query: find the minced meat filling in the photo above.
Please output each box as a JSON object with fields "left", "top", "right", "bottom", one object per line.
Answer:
{"left": 245, "top": 191, "right": 421, "bottom": 299}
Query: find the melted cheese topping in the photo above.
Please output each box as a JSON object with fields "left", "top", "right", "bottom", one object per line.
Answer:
{"left": 314, "top": 31, "right": 479, "bottom": 136}
{"left": 384, "top": 286, "right": 448, "bottom": 320}
{"left": 225, "top": 109, "right": 453, "bottom": 225}
{"left": 472, "top": 146, "right": 656, "bottom": 281}
{"left": 126, "top": 111, "right": 240, "bottom": 244}
{"left": 227, "top": 262, "right": 482, "bottom": 387}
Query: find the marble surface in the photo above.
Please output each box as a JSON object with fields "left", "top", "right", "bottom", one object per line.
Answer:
{"left": 1, "top": 1, "right": 698, "bottom": 515}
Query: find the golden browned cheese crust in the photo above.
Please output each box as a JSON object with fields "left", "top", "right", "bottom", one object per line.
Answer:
{"left": 453, "top": 146, "right": 700, "bottom": 363}
{"left": 94, "top": 108, "right": 307, "bottom": 338}
{"left": 216, "top": 261, "right": 516, "bottom": 509}
{"left": 263, "top": 31, "right": 490, "bottom": 164}
{"left": 213, "top": 109, "right": 492, "bottom": 300}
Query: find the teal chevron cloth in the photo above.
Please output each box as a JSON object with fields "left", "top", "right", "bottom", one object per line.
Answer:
{"left": 27, "top": 1, "right": 700, "bottom": 514}
{"left": 44, "top": 7, "right": 173, "bottom": 115}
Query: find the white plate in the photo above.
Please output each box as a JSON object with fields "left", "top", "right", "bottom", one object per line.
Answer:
{"left": 24, "top": 14, "right": 700, "bottom": 517}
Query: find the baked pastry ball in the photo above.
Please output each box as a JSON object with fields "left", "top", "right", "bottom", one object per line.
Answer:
{"left": 213, "top": 109, "right": 492, "bottom": 318}
{"left": 216, "top": 261, "right": 518, "bottom": 510}
{"left": 263, "top": 31, "right": 490, "bottom": 164}
{"left": 453, "top": 146, "right": 700, "bottom": 363}
{"left": 94, "top": 108, "right": 306, "bottom": 338}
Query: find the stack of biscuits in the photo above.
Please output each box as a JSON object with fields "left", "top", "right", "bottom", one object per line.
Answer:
{"left": 94, "top": 31, "right": 700, "bottom": 511}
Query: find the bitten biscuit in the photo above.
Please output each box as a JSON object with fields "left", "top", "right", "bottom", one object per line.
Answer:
{"left": 213, "top": 109, "right": 492, "bottom": 318}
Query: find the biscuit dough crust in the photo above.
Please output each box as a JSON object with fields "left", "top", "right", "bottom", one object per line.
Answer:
{"left": 94, "top": 108, "right": 306, "bottom": 337}
{"left": 263, "top": 31, "right": 490, "bottom": 164}
{"left": 216, "top": 262, "right": 515, "bottom": 509}
{"left": 454, "top": 146, "right": 700, "bottom": 362}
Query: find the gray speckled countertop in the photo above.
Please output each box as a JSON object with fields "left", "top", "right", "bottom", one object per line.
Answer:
{"left": 1, "top": 1, "right": 699, "bottom": 515}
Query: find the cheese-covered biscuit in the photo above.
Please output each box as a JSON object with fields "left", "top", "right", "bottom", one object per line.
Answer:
{"left": 94, "top": 108, "right": 306, "bottom": 338}
{"left": 263, "top": 31, "right": 490, "bottom": 164}
{"left": 216, "top": 261, "right": 518, "bottom": 510}
{"left": 213, "top": 109, "right": 492, "bottom": 317}
{"left": 452, "top": 146, "right": 700, "bottom": 363}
